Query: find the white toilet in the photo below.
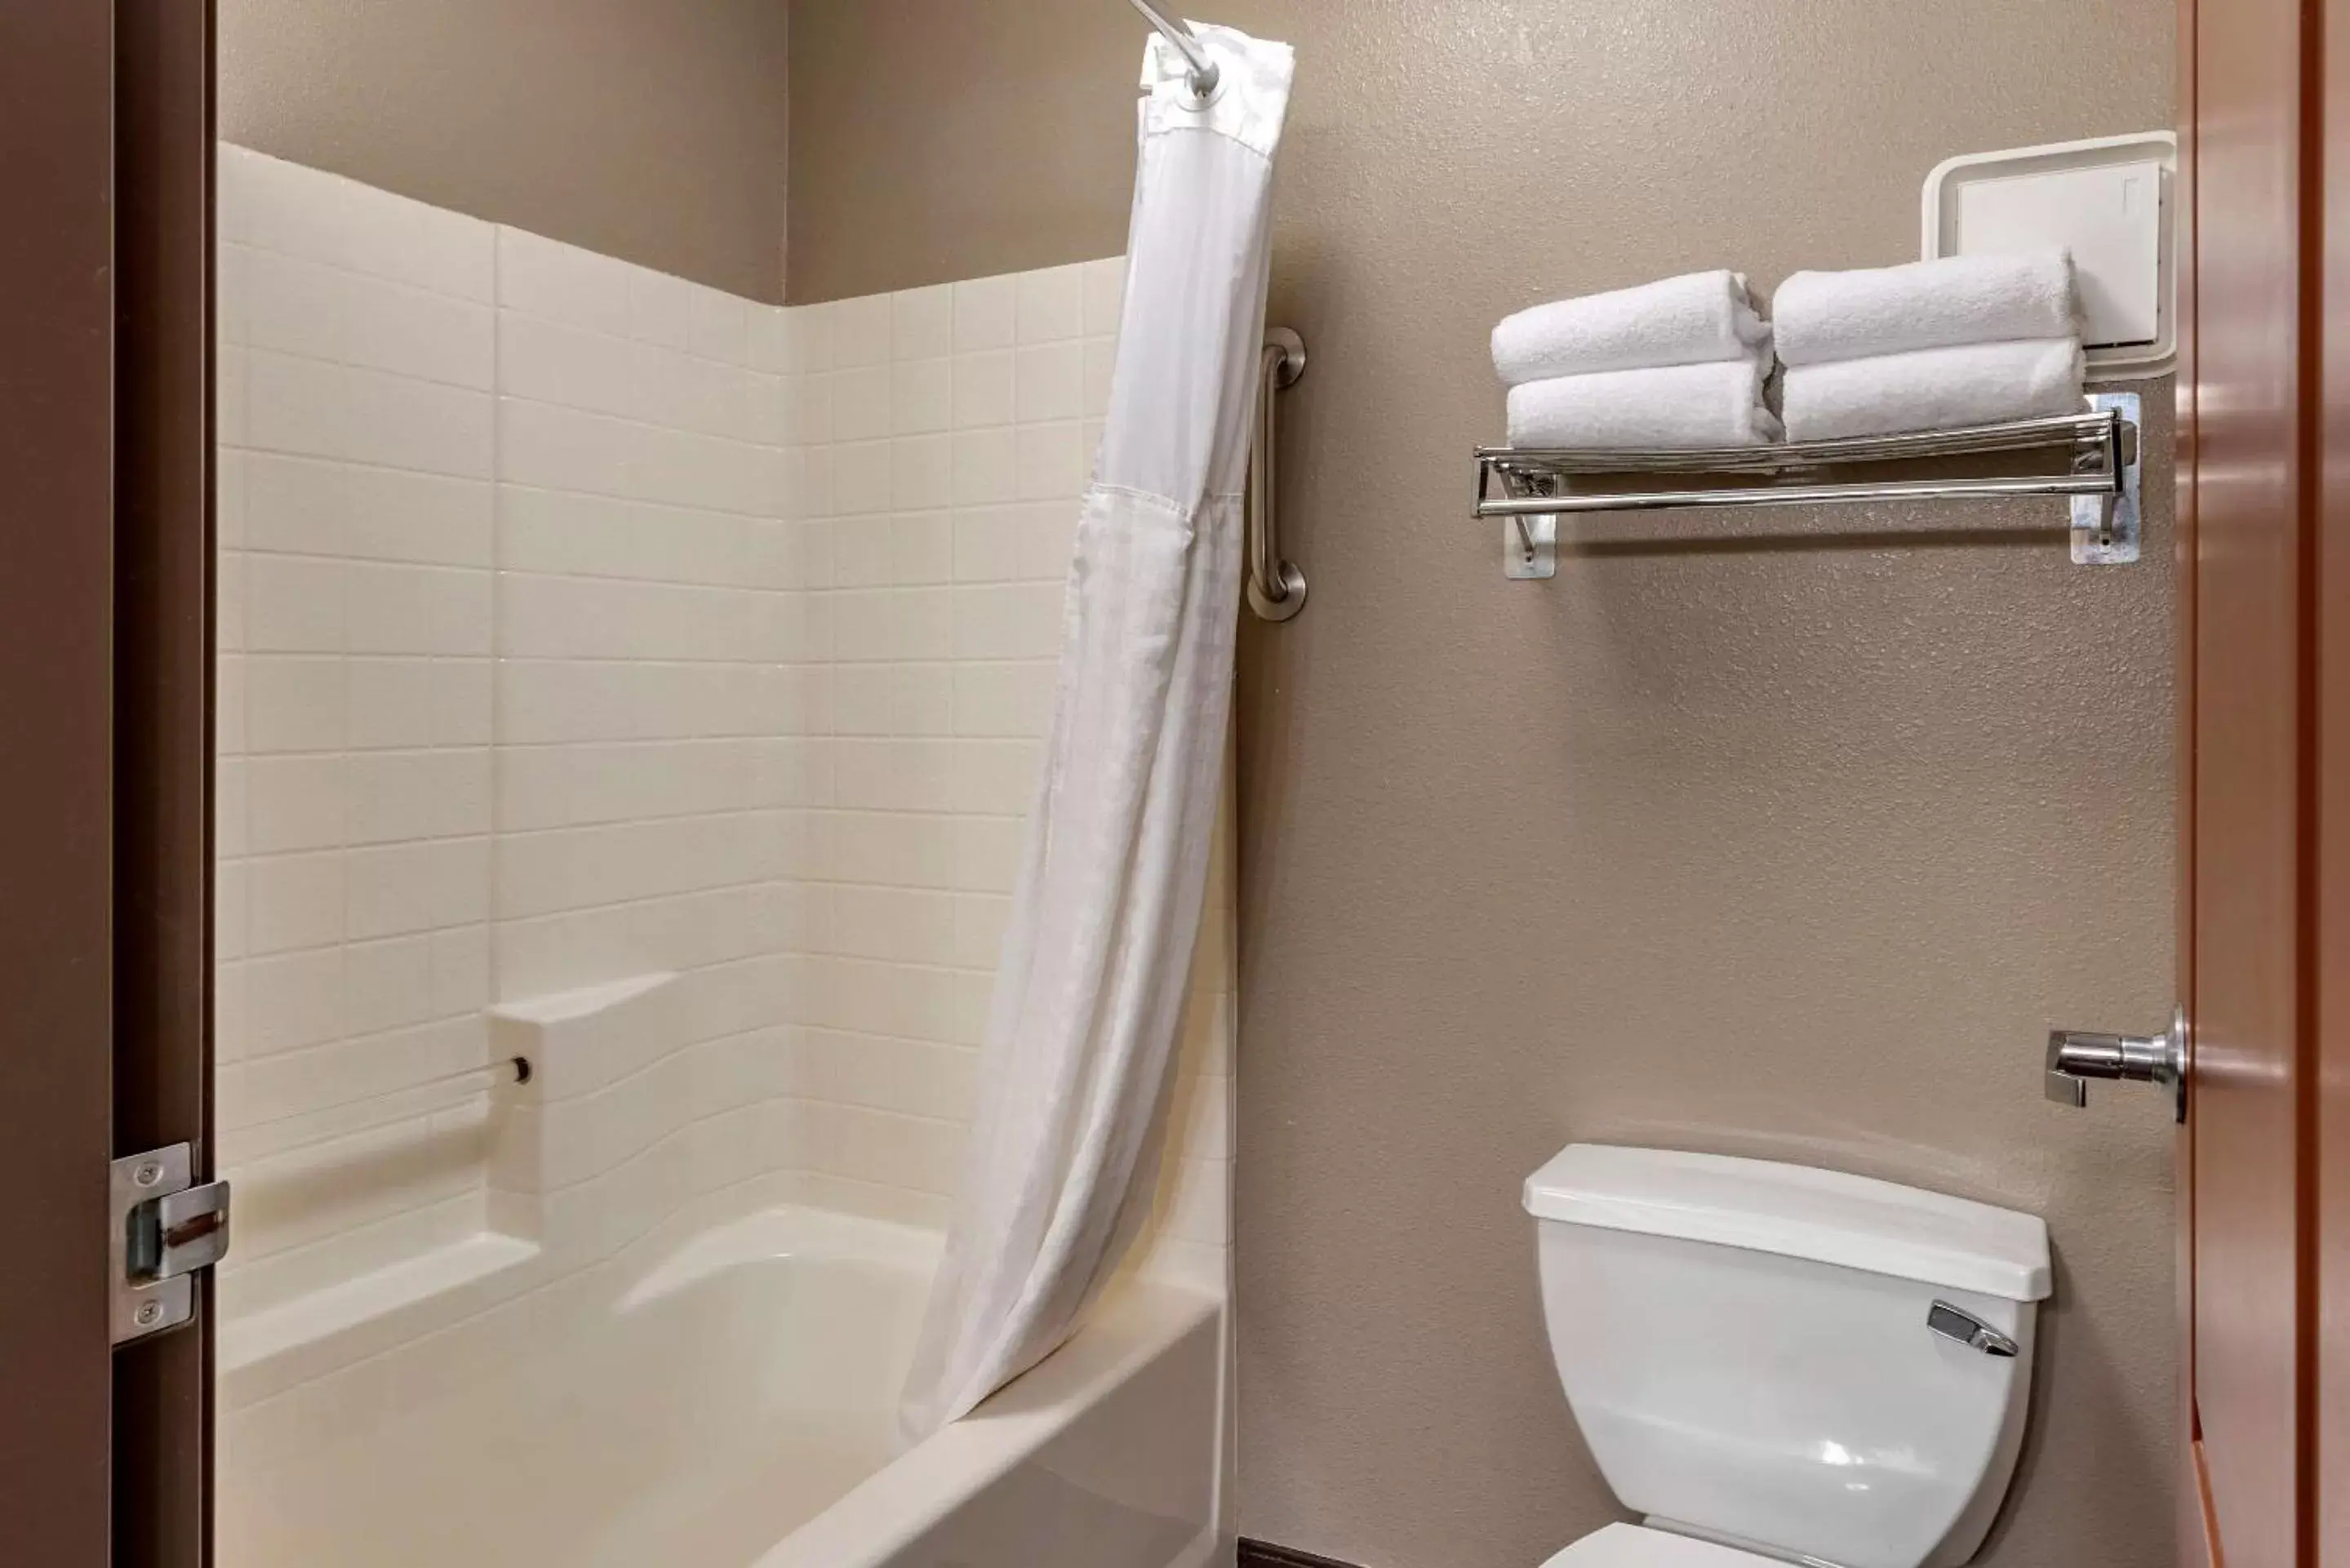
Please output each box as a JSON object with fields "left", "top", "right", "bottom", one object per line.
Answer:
{"left": 1522, "top": 1145, "right": 2052, "bottom": 1568}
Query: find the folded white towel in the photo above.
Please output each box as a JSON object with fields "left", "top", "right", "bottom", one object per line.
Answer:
{"left": 1774, "top": 251, "right": 2079, "bottom": 367}
{"left": 1492, "top": 270, "right": 1770, "bottom": 384}
{"left": 1779, "top": 338, "right": 2084, "bottom": 442}
{"left": 1507, "top": 358, "right": 1783, "bottom": 450}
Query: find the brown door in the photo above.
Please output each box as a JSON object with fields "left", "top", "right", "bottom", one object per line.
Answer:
{"left": 0, "top": 2, "right": 216, "bottom": 1564}
{"left": 2183, "top": 0, "right": 2350, "bottom": 1561}
{"left": 0, "top": 5, "right": 131, "bottom": 1556}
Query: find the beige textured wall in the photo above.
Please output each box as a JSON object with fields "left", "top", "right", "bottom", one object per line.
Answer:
{"left": 219, "top": 0, "right": 791, "bottom": 302}
{"left": 817, "top": 4, "right": 2180, "bottom": 1566}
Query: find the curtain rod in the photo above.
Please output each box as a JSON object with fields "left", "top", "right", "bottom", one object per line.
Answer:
{"left": 1126, "top": 0, "right": 1219, "bottom": 98}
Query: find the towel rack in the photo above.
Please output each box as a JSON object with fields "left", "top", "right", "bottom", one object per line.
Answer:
{"left": 1247, "top": 326, "right": 1308, "bottom": 620}
{"left": 1473, "top": 392, "right": 2142, "bottom": 579}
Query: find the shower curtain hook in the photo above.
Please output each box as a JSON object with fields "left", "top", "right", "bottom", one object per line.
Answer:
{"left": 1126, "top": 0, "right": 1220, "bottom": 99}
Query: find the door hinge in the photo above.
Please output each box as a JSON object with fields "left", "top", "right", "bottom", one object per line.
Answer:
{"left": 110, "top": 1144, "right": 230, "bottom": 1346}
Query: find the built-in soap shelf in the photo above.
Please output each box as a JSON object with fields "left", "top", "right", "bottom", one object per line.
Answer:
{"left": 1474, "top": 393, "right": 2140, "bottom": 580}
{"left": 220, "top": 972, "right": 686, "bottom": 1402}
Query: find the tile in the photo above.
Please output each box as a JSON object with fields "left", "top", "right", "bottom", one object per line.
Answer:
{"left": 245, "top": 555, "right": 343, "bottom": 652}
{"left": 216, "top": 242, "right": 252, "bottom": 349}
{"left": 951, "top": 815, "right": 1027, "bottom": 893}
{"left": 215, "top": 860, "right": 251, "bottom": 965}
{"left": 1082, "top": 337, "right": 1119, "bottom": 420}
{"left": 952, "top": 428, "right": 1018, "bottom": 506}
{"left": 215, "top": 652, "right": 249, "bottom": 759}
{"left": 215, "top": 448, "right": 251, "bottom": 552}
{"left": 1016, "top": 420, "right": 1087, "bottom": 501}
{"left": 891, "top": 358, "right": 953, "bottom": 435}
{"left": 952, "top": 274, "right": 1017, "bottom": 353}
{"left": 890, "top": 512, "right": 955, "bottom": 588}
{"left": 343, "top": 658, "right": 438, "bottom": 750}
{"left": 748, "top": 305, "right": 791, "bottom": 375}
{"left": 246, "top": 754, "right": 346, "bottom": 854}
{"left": 343, "top": 935, "right": 436, "bottom": 1037}
{"left": 625, "top": 261, "right": 699, "bottom": 351}
{"left": 1015, "top": 264, "right": 1086, "bottom": 343}
{"left": 891, "top": 435, "right": 954, "bottom": 513}
{"left": 891, "top": 285, "right": 955, "bottom": 361}
{"left": 953, "top": 349, "right": 1015, "bottom": 429}
{"left": 245, "top": 351, "right": 494, "bottom": 478}
{"left": 953, "top": 738, "right": 1046, "bottom": 816}
{"left": 686, "top": 283, "right": 752, "bottom": 365}
{"left": 345, "top": 562, "right": 492, "bottom": 657}
{"left": 1015, "top": 342, "right": 1084, "bottom": 424}
{"left": 830, "top": 366, "right": 892, "bottom": 444}
{"left": 217, "top": 193, "right": 1242, "bottom": 1297}
{"left": 1082, "top": 255, "right": 1126, "bottom": 336}
{"left": 1015, "top": 500, "right": 1080, "bottom": 580}
{"left": 215, "top": 756, "right": 251, "bottom": 860}
{"left": 953, "top": 583, "right": 1064, "bottom": 660}
{"left": 495, "top": 227, "right": 633, "bottom": 338}
{"left": 832, "top": 293, "right": 892, "bottom": 369}
{"left": 953, "top": 507, "right": 1020, "bottom": 584}
{"left": 954, "top": 662, "right": 1059, "bottom": 739}
{"left": 247, "top": 851, "right": 345, "bottom": 956}
{"left": 225, "top": 148, "right": 495, "bottom": 301}
{"left": 433, "top": 659, "right": 495, "bottom": 747}
{"left": 244, "top": 249, "right": 494, "bottom": 388}
{"left": 216, "top": 552, "right": 248, "bottom": 652}
{"left": 783, "top": 301, "right": 836, "bottom": 375}
{"left": 246, "top": 655, "right": 346, "bottom": 753}
{"left": 243, "top": 947, "right": 346, "bottom": 1056}
{"left": 217, "top": 344, "right": 250, "bottom": 446}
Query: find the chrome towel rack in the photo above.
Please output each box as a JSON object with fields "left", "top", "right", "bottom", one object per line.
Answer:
{"left": 1473, "top": 393, "right": 2142, "bottom": 579}
{"left": 1248, "top": 326, "right": 1308, "bottom": 620}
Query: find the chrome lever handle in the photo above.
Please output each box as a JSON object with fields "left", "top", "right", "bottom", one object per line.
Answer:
{"left": 2044, "top": 1006, "right": 2187, "bottom": 1122}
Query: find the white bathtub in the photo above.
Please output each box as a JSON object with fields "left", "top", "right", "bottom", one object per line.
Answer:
{"left": 220, "top": 1206, "right": 1228, "bottom": 1568}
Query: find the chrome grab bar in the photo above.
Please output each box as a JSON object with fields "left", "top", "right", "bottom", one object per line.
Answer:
{"left": 241, "top": 1055, "right": 532, "bottom": 1135}
{"left": 1247, "top": 327, "right": 1307, "bottom": 621}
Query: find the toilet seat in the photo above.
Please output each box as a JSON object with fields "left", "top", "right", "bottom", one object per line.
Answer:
{"left": 1539, "top": 1523, "right": 1780, "bottom": 1568}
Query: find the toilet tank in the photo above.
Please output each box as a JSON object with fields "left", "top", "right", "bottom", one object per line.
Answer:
{"left": 1524, "top": 1147, "right": 2050, "bottom": 1568}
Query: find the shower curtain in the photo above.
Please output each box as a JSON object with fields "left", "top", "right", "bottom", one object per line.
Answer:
{"left": 896, "top": 23, "right": 1295, "bottom": 1441}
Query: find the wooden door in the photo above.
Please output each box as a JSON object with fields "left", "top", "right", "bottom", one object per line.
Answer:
{"left": 0, "top": 5, "right": 130, "bottom": 1557}
{"left": 0, "top": 2, "right": 216, "bottom": 1563}
{"left": 2183, "top": 0, "right": 2350, "bottom": 1561}
{"left": 2325, "top": 1, "right": 2350, "bottom": 1560}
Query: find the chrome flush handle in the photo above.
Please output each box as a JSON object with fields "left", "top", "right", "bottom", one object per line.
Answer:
{"left": 2044, "top": 1006, "right": 2187, "bottom": 1122}
{"left": 1927, "top": 1300, "right": 2019, "bottom": 1358}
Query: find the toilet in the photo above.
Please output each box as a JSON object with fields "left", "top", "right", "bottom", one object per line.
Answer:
{"left": 1522, "top": 1145, "right": 2052, "bottom": 1568}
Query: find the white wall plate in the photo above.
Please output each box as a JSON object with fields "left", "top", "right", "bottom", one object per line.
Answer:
{"left": 1923, "top": 131, "right": 2177, "bottom": 383}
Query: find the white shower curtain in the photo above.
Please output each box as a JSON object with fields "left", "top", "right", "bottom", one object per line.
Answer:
{"left": 896, "top": 23, "right": 1295, "bottom": 1441}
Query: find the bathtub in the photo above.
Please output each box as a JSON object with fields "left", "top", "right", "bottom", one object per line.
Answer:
{"left": 219, "top": 1206, "right": 1228, "bottom": 1568}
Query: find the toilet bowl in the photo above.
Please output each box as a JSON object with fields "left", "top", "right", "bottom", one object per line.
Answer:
{"left": 1539, "top": 1521, "right": 1799, "bottom": 1566}
{"left": 1522, "top": 1145, "right": 2051, "bottom": 1568}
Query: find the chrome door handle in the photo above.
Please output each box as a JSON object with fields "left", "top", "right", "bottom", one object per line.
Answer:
{"left": 2045, "top": 1006, "right": 2186, "bottom": 1122}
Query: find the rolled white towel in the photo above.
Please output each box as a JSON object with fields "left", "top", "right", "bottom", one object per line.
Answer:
{"left": 1492, "top": 270, "right": 1770, "bottom": 385}
{"left": 1780, "top": 338, "right": 2084, "bottom": 442}
{"left": 1774, "top": 251, "right": 2079, "bottom": 367}
{"left": 1506, "top": 358, "right": 1783, "bottom": 450}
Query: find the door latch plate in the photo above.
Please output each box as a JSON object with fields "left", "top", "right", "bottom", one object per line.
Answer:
{"left": 110, "top": 1144, "right": 230, "bottom": 1346}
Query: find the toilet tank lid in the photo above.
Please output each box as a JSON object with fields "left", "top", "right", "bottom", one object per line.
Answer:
{"left": 1522, "top": 1144, "right": 2052, "bottom": 1302}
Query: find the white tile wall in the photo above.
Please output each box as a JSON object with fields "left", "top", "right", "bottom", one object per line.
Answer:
{"left": 215, "top": 147, "right": 1234, "bottom": 1325}
{"left": 778, "top": 260, "right": 1235, "bottom": 1275}
{"left": 217, "top": 148, "right": 501, "bottom": 1300}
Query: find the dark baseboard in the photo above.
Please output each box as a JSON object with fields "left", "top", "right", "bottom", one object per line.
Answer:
{"left": 1238, "top": 1541, "right": 1367, "bottom": 1568}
